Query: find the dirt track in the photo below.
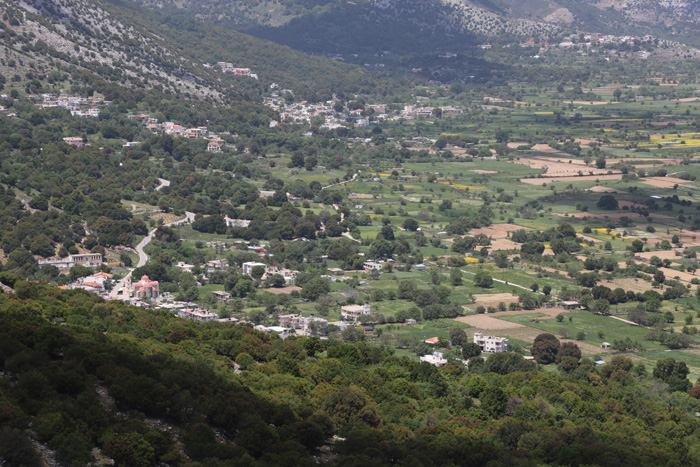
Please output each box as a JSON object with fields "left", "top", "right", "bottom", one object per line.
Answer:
{"left": 520, "top": 174, "right": 623, "bottom": 184}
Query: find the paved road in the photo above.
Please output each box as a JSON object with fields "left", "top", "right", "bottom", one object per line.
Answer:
{"left": 155, "top": 178, "right": 170, "bottom": 191}
{"left": 109, "top": 211, "right": 195, "bottom": 299}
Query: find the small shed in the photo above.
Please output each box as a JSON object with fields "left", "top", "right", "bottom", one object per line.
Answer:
{"left": 601, "top": 342, "right": 612, "bottom": 350}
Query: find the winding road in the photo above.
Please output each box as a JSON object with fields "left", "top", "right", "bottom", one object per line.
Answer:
{"left": 109, "top": 211, "right": 195, "bottom": 299}
{"left": 155, "top": 178, "right": 170, "bottom": 191}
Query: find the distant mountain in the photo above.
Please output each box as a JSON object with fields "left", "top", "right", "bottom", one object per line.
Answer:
{"left": 495, "top": 0, "right": 700, "bottom": 41}
{"left": 127, "top": 0, "right": 700, "bottom": 56}
{"left": 1, "top": 0, "right": 382, "bottom": 102}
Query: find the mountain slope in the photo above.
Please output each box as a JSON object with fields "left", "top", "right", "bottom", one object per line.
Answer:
{"left": 127, "top": 0, "right": 700, "bottom": 56}
{"left": 0, "top": 0, "right": 382, "bottom": 102}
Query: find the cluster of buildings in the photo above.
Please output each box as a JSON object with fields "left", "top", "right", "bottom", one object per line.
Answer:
{"left": 33, "top": 93, "right": 112, "bottom": 117}
{"left": 263, "top": 95, "right": 463, "bottom": 131}
{"left": 420, "top": 331, "right": 508, "bottom": 367}
{"left": 263, "top": 96, "right": 348, "bottom": 130}
{"left": 128, "top": 114, "right": 231, "bottom": 152}
{"left": 64, "top": 271, "right": 114, "bottom": 298}
{"left": 216, "top": 62, "right": 258, "bottom": 79}
{"left": 241, "top": 262, "right": 298, "bottom": 285}
{"left": 277, "top": 313, "right": 336, "bottom": 336}
{"left": 532, "top": 33, "right": 658, "bottom": 58}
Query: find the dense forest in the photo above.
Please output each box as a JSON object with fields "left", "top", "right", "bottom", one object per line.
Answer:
{"left": 1, "top": 281, "right": 700, "bottom": 465}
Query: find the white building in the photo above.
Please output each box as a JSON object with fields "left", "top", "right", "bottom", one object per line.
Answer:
{"left": 178, "top": 308, "right": 218, "bottom": 322}
{"left": 267, "top": 267, "right": 297, "bottom": 285}
{"left": 340, "top": 304, "right": 371, "bottom": 321}
{"left": 473, "top": 332, "right": 508, "bottom": 353}
{"left": 175, "top": 261, "right": 195, "bottom": 273}
{"left": 242, "top": 262, "right": 267, "bottom": 276}
{"left": 420, "top": 352, "right": 448, "bottom": 367}
{"left": 224, "top": 216, "right": 251, "bottom": 228}
{"left": 363, "top": 261, "right": 383, "bottom": 273}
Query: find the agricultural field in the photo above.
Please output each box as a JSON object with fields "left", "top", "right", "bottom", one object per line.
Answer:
{"left": 127, "top": 75, "right": 700, "bottom": 377}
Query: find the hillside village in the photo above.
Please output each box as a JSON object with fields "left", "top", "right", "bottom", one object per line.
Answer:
{"left": 264, "top": 94, "right": 463, "bottom": 130}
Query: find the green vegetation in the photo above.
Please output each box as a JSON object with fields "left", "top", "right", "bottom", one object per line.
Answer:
{"left": 7, "top": 0, "right": 700, "bottom": 463}
{"left": 2, "top": 285, "right": 700, "bottom": 465}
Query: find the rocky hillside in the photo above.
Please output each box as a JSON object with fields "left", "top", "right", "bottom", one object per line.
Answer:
{"left": 1, "top": 0, "right": 223, "bottom": 99}
{"left": 0, "top": 0, "right": 379, "bottom": 103}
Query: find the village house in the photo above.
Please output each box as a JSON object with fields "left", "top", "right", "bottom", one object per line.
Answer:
{"left": 212, "top": 291, "right": 233, "bottom": 304}
{"left": 71, "top": 253, "right": 103, "bottom": 266}
{"left": 224, "top": 216, "right": 251, "bottom": 228}
{"left": 363, "top": 261, "right": 383, "bottom": 274}
{"left": 163, "top": 122, "right": 185, "bottom": 136}
{"left": 242, "top": 261, "right": 267, "bottom": 276}
{"left": 558, "top": 301, "right": 580, "bottom": 310}
{"left": 187, "top": 127, "right": 209, "bottom": 138}
{"left": 39, "top": 253, "right": 103, "bottom": 271}
{"left": 340, "top": 304, "right": 371, "bottom": 321}
{"left": 267, "top": 267, "right": 297, "bottom": 285}
{"left": 63, "top": 137, "right": 85, "bottom": 147}
{"left": 206, "top": 259, "right": 229, "bottom": 273}
{"left": 247, "top": 245, "right": 267, "bottom": 254}
{"left": 473, "top": 332, "right": 508, "bottom": 353}
{"left": 73, "top": 272, "right": 112, "bottom": 295}
{"left": 178, "top": 308, "right": 218, "bottom": 322}
{"left": 175, "top": 261, "right": 195, "bottom": 273}
{"left": 420, "top": 352, "right": 448, "bottom": 367}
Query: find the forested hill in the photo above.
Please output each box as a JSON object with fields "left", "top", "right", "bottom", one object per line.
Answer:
{"left": 2, "top": 280, "right": 700, "bottom": 465}
{"left": 1, "top": 0, "right": 386, "bottom": 102}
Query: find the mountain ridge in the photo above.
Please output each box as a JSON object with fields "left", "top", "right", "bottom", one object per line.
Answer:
{"left": 126, "top": 0, "right": 700, "bottom": 52}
